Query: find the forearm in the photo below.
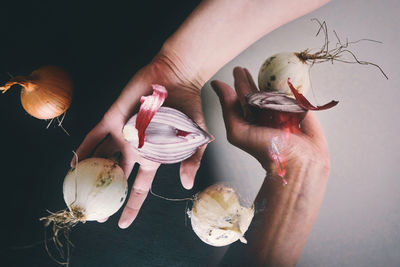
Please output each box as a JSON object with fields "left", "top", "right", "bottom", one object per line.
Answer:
{"left": 161, "top": 0, "right": 331, "bottom": 86}
{"left": 108, "top": 0, "right": 330, "bottom": 120}
{"left": 247, "top": 159, "right": 329, "bottom": 266}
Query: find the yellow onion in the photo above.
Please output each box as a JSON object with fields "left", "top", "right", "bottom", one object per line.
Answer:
{"left": 0, "top": 65, "right": 73, "bottom": 119}
{"left": 189, "top": 184, "right": 254, "bottom": 247}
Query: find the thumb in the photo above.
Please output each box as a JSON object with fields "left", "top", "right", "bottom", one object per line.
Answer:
{"left": 211, "top": 80, "right": 244, "bottom": 133}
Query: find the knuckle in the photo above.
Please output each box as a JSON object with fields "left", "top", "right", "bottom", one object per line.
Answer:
{"left": 132, "top": 186, "right": 149, "bottom": 196}
{"left": 191, "top": 154, "right": 202, "bottom": 167}
{"left": 226, "top": 128, "right": 241, "bottom": 145}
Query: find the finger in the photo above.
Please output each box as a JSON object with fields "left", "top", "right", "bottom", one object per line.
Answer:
{"left": 92, "top": 135, "right": 116, "bottom": 158}
{"left": 300, "top": 112, "right": 327, "bottom": 145}
{"left": 233, "top": 67, "right": 254, "bottom": 120}
{"left": 211, "top": 80, "right": 245, "bottom": 133}
{"left": 111, "top": 132, "right": 137, "bottom": 178}
{"left": 180, "top": 143, "right": 207, "bottom": 189}
{"left": 71, "top": 121, "right": 108, "bottom": 167}
{"left": 118, "top": 166, "right": 159, "bottom": 229}
{"left": 97, "top": 217, "right": 109, "bottom": 223}
{"left": 243, "top": 68, "right": 258, "bottom": 91}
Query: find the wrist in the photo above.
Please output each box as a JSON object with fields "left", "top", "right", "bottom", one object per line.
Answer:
{"left": 157, "top": 42, "right": 206, "bottom": 91}
{"left": 260, "top": 148, "right": 330, "bottom": 186}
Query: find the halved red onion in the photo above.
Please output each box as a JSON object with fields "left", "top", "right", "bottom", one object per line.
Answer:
{"left": 123, "top": 107, "right": 212, "bottom": 164}
{"left": 246, "top": 92, "right": 307, "bottom": 113}
{"left": 247, "top": 79, "right": 338, "bottom": 129}
{"left": 246, "top": 91, "right": 307, "bottom": 129}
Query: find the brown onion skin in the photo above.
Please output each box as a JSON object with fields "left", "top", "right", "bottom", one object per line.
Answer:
{"left": 2, "top": 66, "right": 73, "bottom": 119}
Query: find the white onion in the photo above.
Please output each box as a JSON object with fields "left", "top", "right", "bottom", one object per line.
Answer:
{"left": 189, "top": 184, "right": 254, "bottom": 247}
{"left": 258, "top": 52, "right": 311, "bottom": 96}
{"left": 63, "top": 158, "right": 128, "bottom": 221}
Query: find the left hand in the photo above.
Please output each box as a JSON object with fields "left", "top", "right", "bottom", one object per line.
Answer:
{"left": 72, "top": 54, "right": 209, "bottom": 228}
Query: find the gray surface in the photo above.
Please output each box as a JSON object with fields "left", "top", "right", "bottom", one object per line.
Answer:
{"left": 203, "top": 0, "right": 400, "bottom": 266}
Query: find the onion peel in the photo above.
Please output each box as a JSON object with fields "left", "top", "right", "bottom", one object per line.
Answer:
{"left": 287, "top": 78, "right": 338, "bottom": 111}
{"left": 136, "top": 84, "right": 168, "bottom": 148}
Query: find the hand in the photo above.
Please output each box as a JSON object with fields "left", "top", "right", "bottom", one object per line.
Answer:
{"left": 71, "top": 54, "right": 209, "bottom": 228}
{"left": 211, "top": 67, "right": 330, "bottom": 181}
{"left": 212, "top": 67, "right": 330, "bottom": 266}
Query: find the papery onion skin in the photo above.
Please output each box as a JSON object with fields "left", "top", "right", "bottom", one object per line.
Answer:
{"left": 63, "top": 158, "right": 128, "bottom": 222}
{"left": 0, "top": 65, "right": 73, "bottom": 119}
{"left": 124, "top": 106, "right": 212, "bottom": 164}
{"left": 258, "top": 52, "right": 311, "bottom": 96}
{"left": 190, "top": 184, "right": 254, "bottom": 247}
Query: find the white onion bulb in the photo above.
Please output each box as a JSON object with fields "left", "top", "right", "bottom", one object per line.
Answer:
{"left": 189, "top": 184, "right": 254, "bottom": 247}
{"left": 258, "top": 52, "right": 311, "bottom": 96}
{"left": 63, "top": 158, "right": 128, "bottom": 221}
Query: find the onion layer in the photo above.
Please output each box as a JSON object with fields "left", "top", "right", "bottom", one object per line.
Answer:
{"left": 189, "top": 184, "right": 254, "bottom": 247}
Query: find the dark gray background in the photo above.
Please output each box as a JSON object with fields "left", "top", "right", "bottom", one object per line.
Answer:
{"left": 1, "top": 1, "right": 232, "bottom": 266}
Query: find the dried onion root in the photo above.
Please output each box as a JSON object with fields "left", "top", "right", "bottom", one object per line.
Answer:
{"left": 258, "top": 19, "right": 387, "bottom": 97}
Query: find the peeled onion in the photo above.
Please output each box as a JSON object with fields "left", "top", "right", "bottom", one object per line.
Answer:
{"left": 189, "top": 184, "right": 254, "bottom": 247}
{"left": 0, "top": 65, "right": 73, "bottom": 119}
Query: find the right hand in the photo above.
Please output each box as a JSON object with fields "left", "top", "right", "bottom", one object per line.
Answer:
{"left": 211, "top": 67, "right": 330, "bottom": 183}
{"left": 71, "top": 54, "right": 210, "bottom": 228}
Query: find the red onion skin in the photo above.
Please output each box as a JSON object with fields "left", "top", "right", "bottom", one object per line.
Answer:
{"left": 287, "top": 78, "right": 338, "bottom": 111}
{"left": 246, "top": 92, "right": 306, "bottom": 132}
{"left": 136, "top": 84, "right": 168, "bottom": 148}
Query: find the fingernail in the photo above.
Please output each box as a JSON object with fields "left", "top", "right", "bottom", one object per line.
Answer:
{"left": 183, "top": 183, "right": 193, "bottom": 190}
{"left": 181, "top": 173, "right": 194, "bottom": 190}
{"left": 233, "top": 66, "right": 242, "bottom": 74}
{"left": 97, "top": 217, "right": 108, "bottom": 223}
{"left": 118, "top": 220, "right": 129, "bottom": 229}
